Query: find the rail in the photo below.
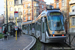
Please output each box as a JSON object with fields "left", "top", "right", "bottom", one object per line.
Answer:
{"left": 68, "top": 32, "right": 75, "bottom": 47}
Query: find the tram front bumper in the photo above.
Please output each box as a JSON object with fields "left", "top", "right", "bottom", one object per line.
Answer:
{"left": 47, "top": 36, "right": 67, "bottom": 42}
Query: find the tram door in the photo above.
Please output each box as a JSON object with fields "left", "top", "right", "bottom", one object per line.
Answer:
{"left": 27, "top": 25, "right": 29, "bottom": 35}
{"left": 24, "top": 25, "right": 28, "bottom": 34}
{"left": 29, "top": 24, "right": 32, "bottom": 35}
{"left": 41, "top": 17, "right": 46, "bottom": 42}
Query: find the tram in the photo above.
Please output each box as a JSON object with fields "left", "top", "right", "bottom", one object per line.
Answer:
{"left": 22, "top": 9, "right": 67, "bottom": 43}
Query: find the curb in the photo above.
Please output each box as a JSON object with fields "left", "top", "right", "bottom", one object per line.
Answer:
{"left": 0, "top": 38, "right": 4, "bottom": 41}
{"left": 23, "top": 36, "right": 36, "bottom": 50}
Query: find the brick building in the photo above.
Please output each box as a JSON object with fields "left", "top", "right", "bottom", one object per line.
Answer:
{"left": 23, "top": 0, "right": 46, "bottom": 22}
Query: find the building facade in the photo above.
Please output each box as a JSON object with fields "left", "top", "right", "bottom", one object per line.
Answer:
{"left": 23, "top": 0, "right": 46, "bottom": 22}
{"left": 54, "top": 0, "right": 69, "bottom": 18}
{"left": 69, "top": 0, "right": 75, "bottom": 32}
{"left": 54, "top": 0, "right": 61, "bottom": 9}
{"left": 4, "top": 0, "right": 23, "bottom": 27}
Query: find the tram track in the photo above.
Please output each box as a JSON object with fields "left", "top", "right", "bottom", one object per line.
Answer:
{"left": 31, "top": 39, "right": 75, "bottom": 50}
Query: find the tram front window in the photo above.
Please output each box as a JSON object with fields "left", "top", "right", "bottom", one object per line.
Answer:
{"left": 47, "top": 15, "right": 64, "bottom": 31}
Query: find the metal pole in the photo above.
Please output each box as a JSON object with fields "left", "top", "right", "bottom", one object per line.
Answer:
{"left": 6, "top": 0, "right": 8, "bottom": 32}
{"left": 16, "top": 17, "right": 17, "bottom": 40}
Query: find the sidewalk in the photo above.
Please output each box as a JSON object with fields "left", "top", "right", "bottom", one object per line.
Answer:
{"left": 0, "top": 35, "right": 36, "bottom": 50}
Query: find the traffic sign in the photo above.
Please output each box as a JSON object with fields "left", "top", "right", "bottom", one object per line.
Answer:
{"left": 14, "top": 11, "right": 19, "bottom": 17}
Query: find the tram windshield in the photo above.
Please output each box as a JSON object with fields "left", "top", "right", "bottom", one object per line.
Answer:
{"left": 47, "top": 15, "right": 64, "bottom": 31}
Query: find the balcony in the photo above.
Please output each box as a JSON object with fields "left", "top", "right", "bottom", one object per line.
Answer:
{"left": 69, "top": 12, "right": 75, "bottom": 16}
{"left": 34, "top": 6, "right": 39, "bottom": 9}
{"left": 27, "top": 13, "right": 31, "bottom": 15}
{"left": 27, "top": 6, "right": 31, "bottom": 8}
{"left": 34, "top": 12, "right": 39, "bottom": 16}
{"left": 69, "top": 1, "right": 75, "bottom": 5}
{"left": 14, "top": 0, "right": 22, "bottom": 5}
{"left": 34, "top": 0, "right": 39, "bottom": 3}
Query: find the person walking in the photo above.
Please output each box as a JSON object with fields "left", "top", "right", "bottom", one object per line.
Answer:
{"left": 19, "top": 27, "right": 22, "bottom": 36}
{"left": 4, "top": 27, "right": 7, "bottom": 39}
{"left": 12, "top": 28, "right": 15, "bottom": 37}
{"left": 17, "top": 27, "right": 20, "bottom": 37}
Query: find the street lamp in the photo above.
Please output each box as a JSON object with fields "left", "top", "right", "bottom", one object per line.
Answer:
{"left": 6, "top": 0, "right": 8, "bottom": 32}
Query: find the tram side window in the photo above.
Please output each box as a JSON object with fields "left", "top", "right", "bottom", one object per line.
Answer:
{"left": 23, "top": 25, "right": 27, "bottom": 30}
{"left": 32, "top": 23, "right": 35, "bottom": 29}
{"left": 36, "top": 24, "right": 41, "bottom": 31}
{"left": 30, "top": 24, "right": 32, "bottom": 30}
{"left": 22, "top": 25, "right": 24, "bottom": 30}
{"left": 45, "top": 18, "right": 48, "bottom": 30}
{"left": 36, "top": 24, "right": 38, "bottom": 31}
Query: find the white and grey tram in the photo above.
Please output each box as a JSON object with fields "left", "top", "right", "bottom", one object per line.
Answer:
{"left": 22, "top": 9, "right": 67, "bottom": 43}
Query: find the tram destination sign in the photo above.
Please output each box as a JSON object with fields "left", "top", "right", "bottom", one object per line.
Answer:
{"left": 50, "top": 12, "right": 61, "bottom": 15}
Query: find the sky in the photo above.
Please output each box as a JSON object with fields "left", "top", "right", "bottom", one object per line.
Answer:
{"left": 0, "top": 0, "right": 54, "bottom": 14}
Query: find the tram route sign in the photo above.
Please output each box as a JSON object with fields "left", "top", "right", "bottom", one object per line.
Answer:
{"left": 14, "top": 11, "right": 19, "bottom": 17}
{"left": 15, "top": 26, "right": 18, "bottom": 30}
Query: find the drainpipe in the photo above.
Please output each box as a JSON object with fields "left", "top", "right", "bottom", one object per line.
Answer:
{"left": 32, "top": 0, "right": 33, "bottom": 20}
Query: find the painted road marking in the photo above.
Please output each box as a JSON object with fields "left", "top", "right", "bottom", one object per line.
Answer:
{"left": 23, "top": 36, "right": 34, "bottom": 50}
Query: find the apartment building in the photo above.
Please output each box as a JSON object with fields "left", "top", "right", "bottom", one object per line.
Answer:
{"left": 69, "top": 0, "right": 75, "bottom": 32}
{"left": 23, "top": 0, "right": 46, "bottom": 22}
{"left": 4, "top": 0, "right": 14, "bottom": 23}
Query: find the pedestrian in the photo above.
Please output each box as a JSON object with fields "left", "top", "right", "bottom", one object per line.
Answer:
{"left": 4, "top": 27, "right": 7, "bottom": 39}
{"left": 19, "top": 27, "right": 22, "bottom": 36}
{"left": 12, "top": 28, "right": 15, "bottom": 37}
{"left": 17, "top": 27, "right": 20, "bottom": 37}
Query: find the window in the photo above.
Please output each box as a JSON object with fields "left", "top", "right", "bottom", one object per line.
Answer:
{"left": 28, "top": 3, "right": 30, "bottom": 6}
{"left": 72, "top": 0, "right": 75, "bottom": 1}
{"left": 14, "top": 8, "right": 16, "bottom": 11}
{"left": 72, "top": 17, "right": 75, "bottom": 25}
{"left": 56, "top": 0, "right": 59, "bottom": 1}
{"left": 34, "top": 10, "right": 36, "bottom": 13}
{"left": 28, "top": 16, "right": 30, "bottom": 20}
{"left": 9, "top": 13, "right": 13, "bottom": 20}
{"left": 62, "top": 3, "right": 64, "bottom": 6}
{"left": 42, "top": 5, "right": 44, "bottom": 8}
{"left": 24, "top": 10, "right": 25, "bottom": 14}
{"left": 24, "top": 4, "right": 25, "bottom": 8}
{"left": 18, "top": 8, "right": 21, "bottom": 12}
{"left": 10, "top": 7, "right": 13, "bottom": 11}
{"left": 4, "top": 2, "right": 5, "bottom": 5}
{"left": 9, "top": 2, "right": 13, "bottom": 5}
{"left": 28, "top": 10, "right": 30, "bottom": 13}
{"left": 10, "top": 13, "right": 13, "bottom": 17}
{"left": 62, "top": 0, "right": 64, "bottom": 2}
{"left": 62, "top": 0, "right": 64, "bottom": 6}
{"left": 56, "top": 3, "right": 59, "bottom": 8}
{"left": 34, "top": 3, "right": 39, "bottom": 6}
{"left": 24, "top": 17, "right": 25, "bottom": 20}
{"left": 70, "top": 28, "right": 75, "bottom": 32}
{"left": 28, "top": 0, "right": 31, "bottom": 1}
{"left": 11, "top": 2, "right": 13, "bottom": 5}
{"left": 9, "top": 2, "right": 11, "bottom": 5}
{"left": 72, "top": 6, "right": 75, "bottom": 12}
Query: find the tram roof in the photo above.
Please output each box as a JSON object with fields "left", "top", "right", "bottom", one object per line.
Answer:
{"left": 41, "top": 9, "right": 60, "bottom": 16}
{"left": 22, "top": 21, "right": 33, "bottom": 25}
